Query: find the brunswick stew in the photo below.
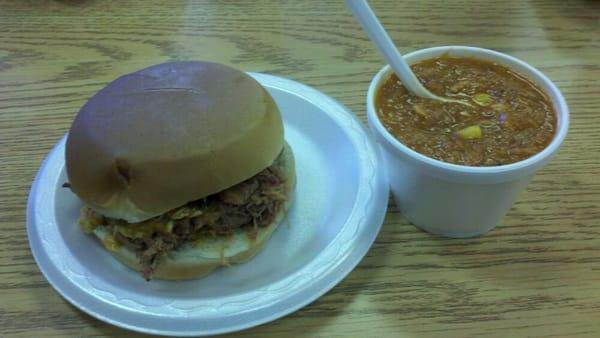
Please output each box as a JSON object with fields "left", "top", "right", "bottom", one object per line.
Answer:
{"left": 375, "top": 56, "right": 557, "bottom": 166}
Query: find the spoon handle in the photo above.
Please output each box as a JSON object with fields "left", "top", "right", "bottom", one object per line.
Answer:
{"left": 346, "top": 0, "right": 436, "bottom": 99}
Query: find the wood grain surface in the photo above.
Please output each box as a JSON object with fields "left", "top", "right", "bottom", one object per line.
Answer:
{"left": 1, "top": 0, "right": 599, "bottom": 337}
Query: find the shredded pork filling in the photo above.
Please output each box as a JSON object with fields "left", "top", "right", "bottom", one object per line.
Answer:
{"left": 80, "top": 156, "right": 287, "bottom": 280}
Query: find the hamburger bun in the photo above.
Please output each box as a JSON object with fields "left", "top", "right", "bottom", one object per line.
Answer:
{"left": 92, "top": 142, "right": 295, "bottom": 280}
{"left": 66, "top": 61, "right": 284, "bottom": 223}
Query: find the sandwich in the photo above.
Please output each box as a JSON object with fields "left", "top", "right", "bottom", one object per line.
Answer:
{"left": 65, "top": 61, "right": 295, "bottom": 280}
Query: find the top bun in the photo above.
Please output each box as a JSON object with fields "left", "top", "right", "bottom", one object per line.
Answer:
{"left": 65, "top": 61, "right": 284, "bottom": 223}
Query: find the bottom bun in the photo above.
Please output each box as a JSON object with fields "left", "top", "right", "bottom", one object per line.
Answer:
{"left": 93, "top": 143, "right": 296, "bottom": 280}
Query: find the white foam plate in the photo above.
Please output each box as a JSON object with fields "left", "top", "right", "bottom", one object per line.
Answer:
{"left": 27, "top": 73, "right": 389, "bottom": 336}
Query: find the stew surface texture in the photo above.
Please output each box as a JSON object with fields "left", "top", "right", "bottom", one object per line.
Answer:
{"left": 376, "top": 56, "right": 557, "bottom": 166}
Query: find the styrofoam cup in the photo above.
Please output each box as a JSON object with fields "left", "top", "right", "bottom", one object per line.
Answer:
{"left": 366, "top": 46, "right": 569, "bottom": 238}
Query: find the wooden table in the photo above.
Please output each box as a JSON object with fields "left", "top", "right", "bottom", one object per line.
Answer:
{"left": 2, "top": 0, "right": 599, "bottom": 337}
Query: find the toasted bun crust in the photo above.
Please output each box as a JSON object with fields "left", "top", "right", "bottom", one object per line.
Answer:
{"left": 93, "top": 143, "right": 295, "bottom": 280}
{"left": 66, "top": 61, "right": 284, "bottom": 223}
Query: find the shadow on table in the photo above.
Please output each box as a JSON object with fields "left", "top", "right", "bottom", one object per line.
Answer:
{"left": 335, "top": 196, "right": 585, "bottom": 334}
{"left": 407, "top": 222, "right": 579, "bottom": 292}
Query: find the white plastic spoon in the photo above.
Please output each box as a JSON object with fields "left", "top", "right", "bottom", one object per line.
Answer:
{"left": 346, "top": 0, "right": 471, "bottom": 106}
